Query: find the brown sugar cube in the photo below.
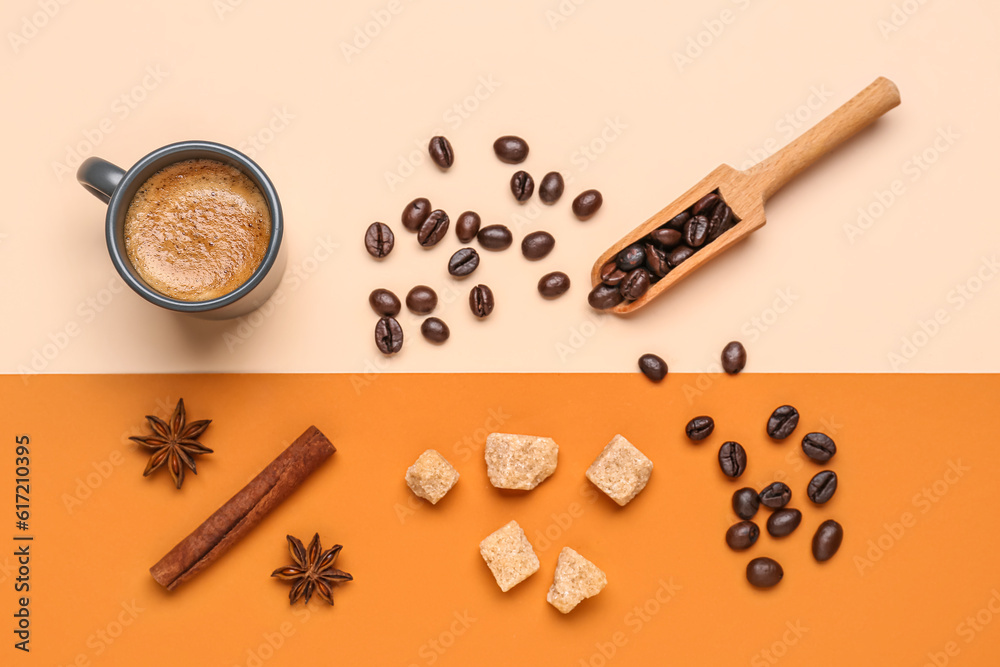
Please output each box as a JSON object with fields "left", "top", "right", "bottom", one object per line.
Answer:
{"left": 546, "top": 547, "right": 608, "bottom": 613}
{"left": 585, "top": 434, "right": 653, "bottom": 506}
{"left": 405, "top": 449, "right": 459, "bottom": 504}
{"left": 484, "top": 433, "right": 559, "bottom": 490}
{"left": 479, "top": 520, "right": 540, "bottom": 592}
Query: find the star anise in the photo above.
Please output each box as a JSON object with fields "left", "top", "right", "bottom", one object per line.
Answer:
{"left": 271, "top": 534, "right": 353, "bottom": 605}
{"left": 129, "top": 399, "right": 213, "bottom": 489}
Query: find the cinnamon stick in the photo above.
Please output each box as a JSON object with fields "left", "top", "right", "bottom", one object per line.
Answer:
{"left": 150, "top": 425, "right": 335, "bottom": 590}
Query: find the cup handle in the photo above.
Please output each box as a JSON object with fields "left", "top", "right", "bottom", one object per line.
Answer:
{"left": 77, "top": 157, "right": 126, "bottom": 204}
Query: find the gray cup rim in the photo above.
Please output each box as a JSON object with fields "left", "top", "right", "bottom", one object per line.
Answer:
{"left": 105, "top": 140, "right": 283, "bottom": 313}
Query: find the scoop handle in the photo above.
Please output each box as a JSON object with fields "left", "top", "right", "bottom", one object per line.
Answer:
{"left": 744, "top": 77, "right": 900, "bottom": 201}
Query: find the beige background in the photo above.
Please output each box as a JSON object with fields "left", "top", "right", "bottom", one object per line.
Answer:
{"left": 1, "top": 0, "right": 997, "bottom": 375}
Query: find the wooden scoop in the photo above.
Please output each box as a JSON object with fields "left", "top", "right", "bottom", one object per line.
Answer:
{"left": 590, "top": 76, "right": 901, "bottom": 314}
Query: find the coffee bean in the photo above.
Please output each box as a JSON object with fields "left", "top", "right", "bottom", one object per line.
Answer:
{"left": 692, "top": 192, "right": 720, "bottom": 216}
{"left": 510, "top": 170, "right": 534, "bottom": 202}
{"left": 572, "top": 189, "right": 603, "bottom": 220}
{"left": 718, "top": 441, "right": 747, "bottom": 478}
{"left": 766, "top": 508, "right": 802, "bottom": 537}
{"left": 668, "top": 245, "right": 695, "bottom": 268}
{"left": 428, "top": 136, "right": 454, "bottom": 169}
{"left": 521, "top": 231, "right": 555, "bottom": 260}
{"left": 374, "top": 316, "right": 403, "bottom": 355}
{"left": 599, "top": 260, "right": 627, "bottom": 286}
{"left": 478, "top": 224, "right": 513, "bottom": 251}
{"left": 537, "top": 271, "right": 570, "bottom": 299}
{"left": 721, "top": 341, "right": 747, "bottom": 374}
{"left": 746, "top": 557, "right": 783, "bottom": 588}
{"left": 619, "top": 268, "right": 651, "bottom": 300}
{"left": 420, "top": 317, "right": 450, "bottom": 344}
{"left": 707, "top": 201, "right": 734, "bottom": 241}
{"left": 812, "top": 519, "right": 844, "bottom": 562}
{"left": 665, "top": 211, "right": 690, "bottom": 230}
{"left": 417, "top": 210, "right": 449, "bottom": 247}
{"left": 588, "top": 283, "right": 624, "bottom": 310}
{"left": 368, "top": 288, "right": 401, "bottom": 316}
{"left": 455, "top": 211, "right": 481, "bottom": 243}
{"left": 683, "top": 215, "right": 709, "bottom": 248}
{"left": 807, "top": 470, "right": 838, "bottom": 504}
{"left": 801, "top": 432, "right": 837, "bottom": 462}
{"left": 448, "top": 248, "right": 480, "bottom": 277}
{"left": 469, "top": 284, "right": 495, "bottom": 318}
{"left": 649, "top": 228, "right": 682, "bottom": 248}
{"left": 637, "top": 353, "right": 667, "bottom": 382}
{"left": 758, "top": 482, "right": 791, "bottom": 509}
{"left": 726, "top": 521, "right": 760, "bottom": 551}
{"left": 644, "top": 244, "right": 669, "bottom": 278}
{"left": 539, "top": 171, "right": 564, "bottom": 204}
{"left": 685, "top": 416, "right": 714, "bottom": 441}
{"left": 493, "top": 135, "right": 529, "bottom": 163}
{"left": 732, "top": 487, "right": 760, "bottom": 520}
{"left": 766, "top": 405, "right": 800, "bottom": 440}
{"left": 364, "top": 222, "right": 394, "bottom": 258}
{"left": 616, "top": 244, "right": 646, "bottom": 271}
{"left": 401, "top": 197, "right": 431, "bottom": 232}
{"left": 406, "top": 285, "right": 438, "bottom": 314}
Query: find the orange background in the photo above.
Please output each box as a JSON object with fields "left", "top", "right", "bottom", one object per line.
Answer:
{"left": 4, "top": 373, "right": 999, "bottom": 665}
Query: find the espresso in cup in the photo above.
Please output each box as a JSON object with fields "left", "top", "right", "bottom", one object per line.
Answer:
{"left": 123, "top": 158, "right": 271, "bottom": 302}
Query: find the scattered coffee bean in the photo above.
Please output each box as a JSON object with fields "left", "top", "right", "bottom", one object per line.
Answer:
{"left": 644, "top": 244, "right": 669, "bottom": 278}
{"left": 801, "top": 432, "right": 837, "bottom": 463}
{"left": 732, "top": 487, "right": 760, "bottom": 520}
{"left": 406, "top": 285, "right": 438, "bottom": 314}
{"left": 806, "top": 470, "right": 838, "bottom": 504}
{"left": 721, "top": 341, "right": 747, "bottom": 374}
{"left": 599, "top": 260, "right": 627, "bottom": 286}
{"left": 718, "top": 441, "right": 747, "bottom": 478}
{"left": 650, "top": 228, "right": 682, "bottom": 248}
{"left": 685, "top": 416, "right": 715, "bottom": 442}
{"left": 812, "top": 519, "right": 844, "bottom": 562}
{"left": 766, "top": 508, "right": 802, "bottom": 537}
{"left": 374, "top": 316, "right": 403, "bottom": 355}
{"left": 401, "top": 197, "right": 431, "bottom": 232}
{"left": 510, "top": 171, "right": 534, "bottom": 202}
{"left": 368, "top": 288, "right": 400, "bottom": 317}
{"left": 469, "top": 284, "right": 495, "bottom": 318}
{"left": 665, "top": 210, "right": 690, "bottom": 230}
{"left": 521, "top": 231, "right": 555, "bottom": 260}
{"left": 683, "top": 215, "right": 709, "bottom": 248}
{"left": 448, "top": 248, "right": 480, "bottom": 277}
{"left": 637, "top": 354, "right": 667, "bottom": 382}
{"left": 766, "top": 405, "right": 799, "bottom": 440}
{"left": 420, "top": 317, "right": 450, "bottom": 344}
{"left": 364, "top": 222, "right": 394, "bottom": 258}
{"left": 537, "top": 271, "right": 571, "bottom": 299}
{"left": 493, "top": 135, "right": 529, "bottom": 163}
{"left": 455, "top": 211, "right": 481, "bottom": 243}
{"left": 417, "top": 210, "right": 450, "bottom": 247}
{"left": 668, "top": 245, "right": 695, "bottom": 268}
{"left": 572, "top": 189, "right": 603, "bottom": 220}
{"left": 746, "top": 557, "right": 783, "bottom": 588}
{"left": 691, "top": 192, "right": 720, "bottom": 216}
{"left": 539, "top": 171, "right": 564, "bottom": 204}
{"left": 478, "top": 224, "right": 513, "bottom": 251}
{"left": 428, "top": 136, "right": 454, "bottom": 169}
{"left": 758, "top": 482, "right": 791, "bottom": 509}
{"left": 619, "top": 268, "right": 651, "bottom": 300}
{"left": 616, "top": 244, "right": 645, "bottom": 271}
{"left": 587, "top": 283, "right": 624, "bottom": 309}
{"left": 726, "top": 521, "right": 760, "bottom": 551}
